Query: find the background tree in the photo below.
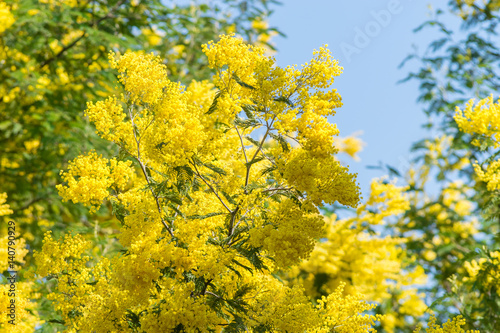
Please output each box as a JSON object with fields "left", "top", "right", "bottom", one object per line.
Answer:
{"left": 395, "top": 0, "right": 500, "bottom": 330}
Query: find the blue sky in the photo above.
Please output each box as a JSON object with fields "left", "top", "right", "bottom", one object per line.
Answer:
{"left": 270, "top": 0, "right": 449, "bottom": 197}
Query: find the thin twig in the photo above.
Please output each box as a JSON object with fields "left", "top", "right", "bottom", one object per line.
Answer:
{"left": 17, "top": 197, "right": 44, "bottom": 211}
{"left": 191, "top": 159, "right": 232, "bottom": 213}
{"left": 39, "top": 0, "right": 127, "bottom": 69}
{"left": 261, "top": 187, "right": 292, "bottom": 193}
{"left": 128, "top": 106, "right": 174, "bottom": 237}
{"left": 235, "top": 125, "right": 248, "bottom": 164}
{"left": 200, "top": 278, "right": 213, "bottom": 296}
{"left": 244, "top": 116, "right": 276, "bottom": 188}
{"left": 205, "top": 291, "right": 222, "bottom": 299}
{"left": 227, "top": 207, "right": 239, "bottom": 238}
{"left": 40, "top": 32, "right": 87, "bottom": 69}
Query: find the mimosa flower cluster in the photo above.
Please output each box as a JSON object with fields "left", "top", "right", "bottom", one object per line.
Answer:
{"left": 56, "top": 151, "right": 135, "bottom": 211}
{"left": 454, "top": 95, "right": 500, "bottom": 148}
{"left": 413, "top": 315, "right": 479, "bottom": 333}
{"left": 35, "top": 34, "right": 371, "bottom": 332}
{"left": 455, "top": 0, "right": 500, "bottom": 18}
{"left": 455, "top": 95, "right": 500, "bottom": 191}
{"left": 290, "top": 179, "right": 427, "bottom": 332}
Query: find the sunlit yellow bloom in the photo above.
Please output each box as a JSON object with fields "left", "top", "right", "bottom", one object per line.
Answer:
{"left": 0, "top": 2, "right": 15, "bottom": 34}
{"left": 454, "top": 94, "right": 500, "bottom": 147}
{"left": 413, "top": 314, "right": 479, "bottom": 333}
{"left": 57, "top": 151, "right": 134, "bottom": 210}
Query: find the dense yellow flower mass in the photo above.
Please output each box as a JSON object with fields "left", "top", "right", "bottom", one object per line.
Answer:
{"left": 56, "top": 151, "right": 135, "bottom": 210}
{"left": 0, "top": 192, "right": 13, "bottom": 217}
{"left": 455, "top": 0, "right": 500, "bottom": 18}
{"left": 0, "top": 2, "right": 14, "bottom": 34}
{"left": 473, "top": 160, "right": 500, "bottom": 191}
{"left": 462, "top": 250, "right": 500, "bottom": 296}
{"left": 280, "top": 149, "right": 360, "bottom": 207}
{"left": 36, "top": 34, "right": 377, "bottom": 332}
{"left": 414, "top": 315, "right": 479, "bottom": 333}
{"left": 454, "top": 95, "right": 500, "bottom": 147}
{"left": 288, "top": 179, "right": 427, "bottom": 332}
{"left": 454, "top": 95, "right": 500, "bottom": 192}
{"left": 108, "top": 51, "right": 170, "bottom": 105}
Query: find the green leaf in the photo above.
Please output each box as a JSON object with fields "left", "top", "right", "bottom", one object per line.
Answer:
{"left": 225, "top": 264, "right": 243, "bottom": 278}
{"left": 261, "top": 166, "right": 276, "bottom": 176}
{"left": 231, "top": 259, "right": 253, "bottom": 274}
{"left": 232, "top": 241, "right": 268, "bottom": 272}
{"left": 241, "top": 104, "right": 257, "bottom": 120}
{"left": 273, "top": 96, "right": 294, "bottom": 107}
{"left": 232, "top": 73, "right": 256, "bottom": 90}
{"left": 167, "top": 203, "right": 185, "bottom": 218}
{"left": 245, "top": 136, "right": 261, "bottom": 147}
{"left": 207, "top": 89, "right": 224, "bottom": 115}
{"left": 221, "top": 190, "right": 238, "bottom": 205}
{"left": 437, "top": 243, "right": 456, "bottom": 256}
{"left": 187, "top": 212, "right": 226, "bottom": 220}
{"left": 159, "top": 192, "right": 183, "bottom": 206}
{"left": 385, "top": 164, "right": 401, "bottom": 177}
{"left": 269, "top": 132, "right": 290, "bottom": 152}
{"left": 215, "top": 119, "right": 231, "bottom": 132}
{"left": 246, "top": 155, "right": 265, "bottom": 167}
{"left": 233, "top": 283, "right": 254, "bottom": 300}
{"left": 234, "top": 115, "right": 260, "bottom": 129}
{"left": 204, "top": 163, "right": 227, "bottom": 176}
{"left": 111, "top": 200, "right": 128, "bottom": 224}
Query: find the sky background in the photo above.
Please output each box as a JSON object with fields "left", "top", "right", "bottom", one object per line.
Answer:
{"left": 269, "top": 0, "right": 450, "bottom": 197}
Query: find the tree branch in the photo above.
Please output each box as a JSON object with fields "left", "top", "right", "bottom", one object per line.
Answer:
{"left": 244, "top": 116, "right": 276, "bottom": 189}
{"left": 235, "top": 125, "right": 248, "bottom": 165}
{"left": 39, "top": 0, "right": 127, "bottom": 69}
{"left": 191, "top": 159, "right": 232, "bottom": 214}
{"left": 127, "top": 105, "right": 174, "bottom": 237}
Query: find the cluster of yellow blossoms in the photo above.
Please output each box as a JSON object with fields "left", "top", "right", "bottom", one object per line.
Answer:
{"left": 57, "top": 151, "right": 135, "bottom": 211}
{"left": 454, "top": 95, "right": 500, "bottom": 191}
{"left": 289, "top": 179, "right": 427, "bottom": 332}
{"left": 404, "top": 164, "right": 479, "bottom": 268}
{"left": 454, "top": 95, "right": 500, "bottom": 148}
{"left": 33, "top": 34, "right": 374, "bottom": 332}
{"left": 463, "top": 250, "right": 500, "bottom": 296}
{"left": 474, "top": 160, "right": 500, "bottom": 191}
{"left": 250, "top": 18, "right": 277, "bottom": 52}
{"left": 0, "top": 192, "right": 13, "bottom": 217}
{"left": 0, "top": 2, "right": 14, "bottom": 34}
{"left": 413, "top": 315, "right": 479, "bottom": 333}
{"left": 426, "top": 181, "right": 478, "bottom": 237}
{"left": 38, "top": 0, "right": 78, "bottom": 9}
{"left": 333, "top": 133, "right": 365, "bottom": 161}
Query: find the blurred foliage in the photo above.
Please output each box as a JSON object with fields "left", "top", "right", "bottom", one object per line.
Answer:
{"left": 394, "top": 0, "right": 500, "bottom": 331}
